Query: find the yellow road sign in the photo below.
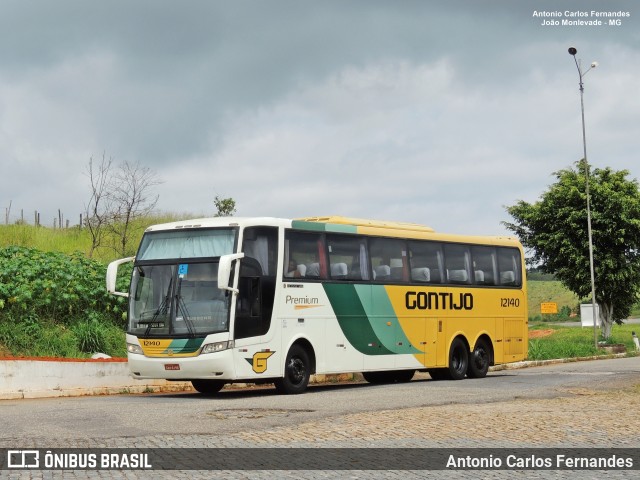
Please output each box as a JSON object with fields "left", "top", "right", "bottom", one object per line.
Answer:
{"left": 540, "top": 302, "right": 558, "bottom": 314}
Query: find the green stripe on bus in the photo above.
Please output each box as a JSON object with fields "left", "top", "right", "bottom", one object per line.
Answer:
{"left": 166, "top": 338, "right": 204, "bottom": 354}
{"left": 323, "top": 283, "right": 393, "bottom": 355}
{"left": 291, "top": 220, "right": 357, "bottom": 233}
{"left": 355, "top": 285, "right": 421, "bottom": 355}
{"left": 291, "top": 220, "right": 327, "bottom": 231}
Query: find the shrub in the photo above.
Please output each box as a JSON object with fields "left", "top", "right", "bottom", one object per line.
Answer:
{"left": 0, "top": 246, "right": 130, "bottom": 326}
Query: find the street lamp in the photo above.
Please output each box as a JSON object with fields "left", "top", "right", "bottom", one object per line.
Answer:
{"left": 568, "top": 46, "right": 599, "bottom": 348}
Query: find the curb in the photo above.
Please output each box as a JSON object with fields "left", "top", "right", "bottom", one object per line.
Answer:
{"left": 489, "top": 352, "right": 629, "bottom": 371}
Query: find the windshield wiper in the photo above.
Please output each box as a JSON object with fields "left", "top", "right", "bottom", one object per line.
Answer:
{"left": 145, "top": 277, "right": 173, "bottom": 337}
{"left": 176, "top": 278, "right": 196, "bottom": 338}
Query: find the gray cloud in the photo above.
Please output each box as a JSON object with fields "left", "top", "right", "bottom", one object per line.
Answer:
{"left": 1, "top": 0, "right": 639, "bottom": 237}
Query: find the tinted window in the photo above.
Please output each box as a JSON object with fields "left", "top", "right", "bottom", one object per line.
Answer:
{"left": 408, "top": 241, "right": 444, "bottom": 284}
{"left": 326, "top": 234, "right": 370, "bottom": 281}
{"left": 497, "top": 247, "right": 522, "bottom": 287}
{"left": 369, "top": 238, "right": 407, "bottom": 282}
{"left": 284, "top": 231, "right": 327, "bottom": 279}
{"left": 471, "top": 246, "right": 497, "bottom": 286}
{"left": 444, "top": 244, "right": 471, "bottom": 285}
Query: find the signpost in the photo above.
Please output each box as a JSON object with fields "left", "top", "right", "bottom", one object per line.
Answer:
{"left": 540, "top": 302, "right": 558, "bottom": 315}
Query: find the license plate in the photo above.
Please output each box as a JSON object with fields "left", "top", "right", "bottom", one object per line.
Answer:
{"left": 164, "top": 364, "right": 180, "bottom": 371}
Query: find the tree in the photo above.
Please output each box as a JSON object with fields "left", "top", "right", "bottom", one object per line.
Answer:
{"left": 84, "top": 154, "right": 114, "bottom": 258}
{"left": 213, "top": 195, "right": 236, "bottom": 217}
{"left": 108, "top": 161, "right": 162, "bottom": 256}
{"left": 504, "top": 161, "right": 640, "bottom": 339}
{"left": 85, "top": 155, "right": 161, "bottom": 257}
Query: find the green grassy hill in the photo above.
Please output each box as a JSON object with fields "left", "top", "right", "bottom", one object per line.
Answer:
{"left": 527, "top": 280, "right": 582, "bottom": 321}
{"left": 0, "top": 215, "right": 183, "bottom": 262}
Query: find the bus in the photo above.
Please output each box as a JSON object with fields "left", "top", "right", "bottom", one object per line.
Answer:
{"left": 106, "top": 216, "right": 527, "bottom": 394}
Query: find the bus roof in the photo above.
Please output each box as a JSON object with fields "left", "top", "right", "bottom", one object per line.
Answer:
{"left": 142, "top": 216, "right": 521, "bottom": 248}
{"left": 142, "top": 217, "right": 292, "bottom": 232}
{"left": 296, "top": 216, "right": 435, "bottom": 233}
{"left": 293, "top": 216, "right": 520, "bottom": 247}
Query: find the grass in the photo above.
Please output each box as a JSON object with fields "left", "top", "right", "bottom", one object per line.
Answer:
{"left": 0, "top": 314, "right": 126, "bottom": 358}
{"left": 0, "top": 213, "right": 188, "bottom": 262}
{"left": 527, "top": 322, "right": 639, "bottom": 361}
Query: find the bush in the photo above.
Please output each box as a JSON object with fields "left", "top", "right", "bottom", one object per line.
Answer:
{"left": 0, "top": 246, "right": 130, "bottom": 326}
{"left": 0, "top": 246, "right": 130, "bottom": 358}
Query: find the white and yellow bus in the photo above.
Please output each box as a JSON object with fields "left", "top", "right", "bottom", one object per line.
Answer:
{"left": 106, "top": 216, "right": 527, "bottom": 394}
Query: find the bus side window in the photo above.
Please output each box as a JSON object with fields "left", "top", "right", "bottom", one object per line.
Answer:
{"left": 326, "top": 234, "right": 370, "bottom": 281}
{"left": 283, "top": 231, "right": 326, "bottom": 280}
{"left": 497, "top": 247, "right": 522, "bottom": 287}
{"left": 369, "top": 237, "right": 406, "bottom": 283}
{"left": 444, "top": 244, "right": 471, "bottom": 285}
{"left": 471, "top": 246, "right": 497, "bottom": 286}
{"left": 407, "top": 241, "right": 444, "bottom": 284}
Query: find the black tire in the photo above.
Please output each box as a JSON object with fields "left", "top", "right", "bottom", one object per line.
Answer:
{"left": 191, "top": 379, "right": 225, "bottom": 395}
{"left": 275, "top": 345, "right": 311, "bottom": 394}
{"left": 467, "top": 338, "right": 491, "bottom": 379}
{"left": 447, "top": 337, "right": 469, "bottom": 380}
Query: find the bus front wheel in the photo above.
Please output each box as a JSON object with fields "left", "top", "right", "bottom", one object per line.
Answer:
{"left": 275, "top": 345, "right": 311, "bottom": 394}
{"left": 191, "top": 379, "right": 225, "bottom": 395}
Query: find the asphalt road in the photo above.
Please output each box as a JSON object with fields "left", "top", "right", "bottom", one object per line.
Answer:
{"left": 0, "top": 356, "right": 638, "bottom": 442}
{"left": 1, "top": 356, "right": 639, "bottom": 479}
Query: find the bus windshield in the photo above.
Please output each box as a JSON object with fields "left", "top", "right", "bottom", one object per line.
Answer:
{"left": 129, "top": 228, "right": 237, "bottom": 337}
{"left": 129, "top": 262, "right": 230, "bottom": 337}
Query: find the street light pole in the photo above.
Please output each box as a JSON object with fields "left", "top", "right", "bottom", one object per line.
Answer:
{"left": 568, "top": 46, "right": 599, "bottom": 348}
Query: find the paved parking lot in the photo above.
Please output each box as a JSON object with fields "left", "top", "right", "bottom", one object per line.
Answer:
{"left": 2, "top": 357, "right": 639, "bottom": 479}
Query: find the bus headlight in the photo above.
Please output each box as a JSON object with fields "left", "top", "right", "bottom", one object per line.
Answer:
{"left": 201, "top": 341, "right": 234, "bottom": 354}
{"left": 127, "top": 343, "right": 144, "bottom": 355}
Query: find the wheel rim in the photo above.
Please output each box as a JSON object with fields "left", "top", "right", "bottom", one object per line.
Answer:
{"left": 452, "top": 346, "right": 466, "bottom": 374}
{"left": 473, "top": 347, "right": 489, "bottom": 370}
{"left": 287, "top": 357, "right": 306, "bottom": 386}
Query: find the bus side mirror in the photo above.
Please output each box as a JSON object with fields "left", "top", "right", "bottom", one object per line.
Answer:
{"left": 106, "top": 256, "right": 135, "bottom": 297}
{"left": 218, "top": 253, "right": 244, "bottom": 293}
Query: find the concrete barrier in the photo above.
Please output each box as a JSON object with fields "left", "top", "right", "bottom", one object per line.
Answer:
{"left": 0, "top": 358, "right": 191, "bottom": 400}
{"left": 0, "top": 358, "right": 358, "bottom": 400}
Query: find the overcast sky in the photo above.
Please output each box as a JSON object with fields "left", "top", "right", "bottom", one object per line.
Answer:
{"left": 1, "top": 0, "right": 638, "bottom": 236}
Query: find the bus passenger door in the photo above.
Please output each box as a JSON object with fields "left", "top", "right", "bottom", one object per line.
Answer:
{"left": 232, "top": 227, "right": 279, "bottom": 379}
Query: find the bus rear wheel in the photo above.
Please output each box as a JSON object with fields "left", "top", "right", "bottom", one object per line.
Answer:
{"left": 447, "top": 338, "right": 469, "bottom": 380}
{"left": 467, "top": 338, "right": 491, "bottom": 378}
{"left": 275, "top": 345, "right": 311, "bottom": 394}
{"left": 191, "top": 379, "right": 225, "bottom": 395}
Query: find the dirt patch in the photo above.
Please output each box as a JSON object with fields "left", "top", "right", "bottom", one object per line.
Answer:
{"left": 529, "top": 329, "right": 555, "bottom": 339}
